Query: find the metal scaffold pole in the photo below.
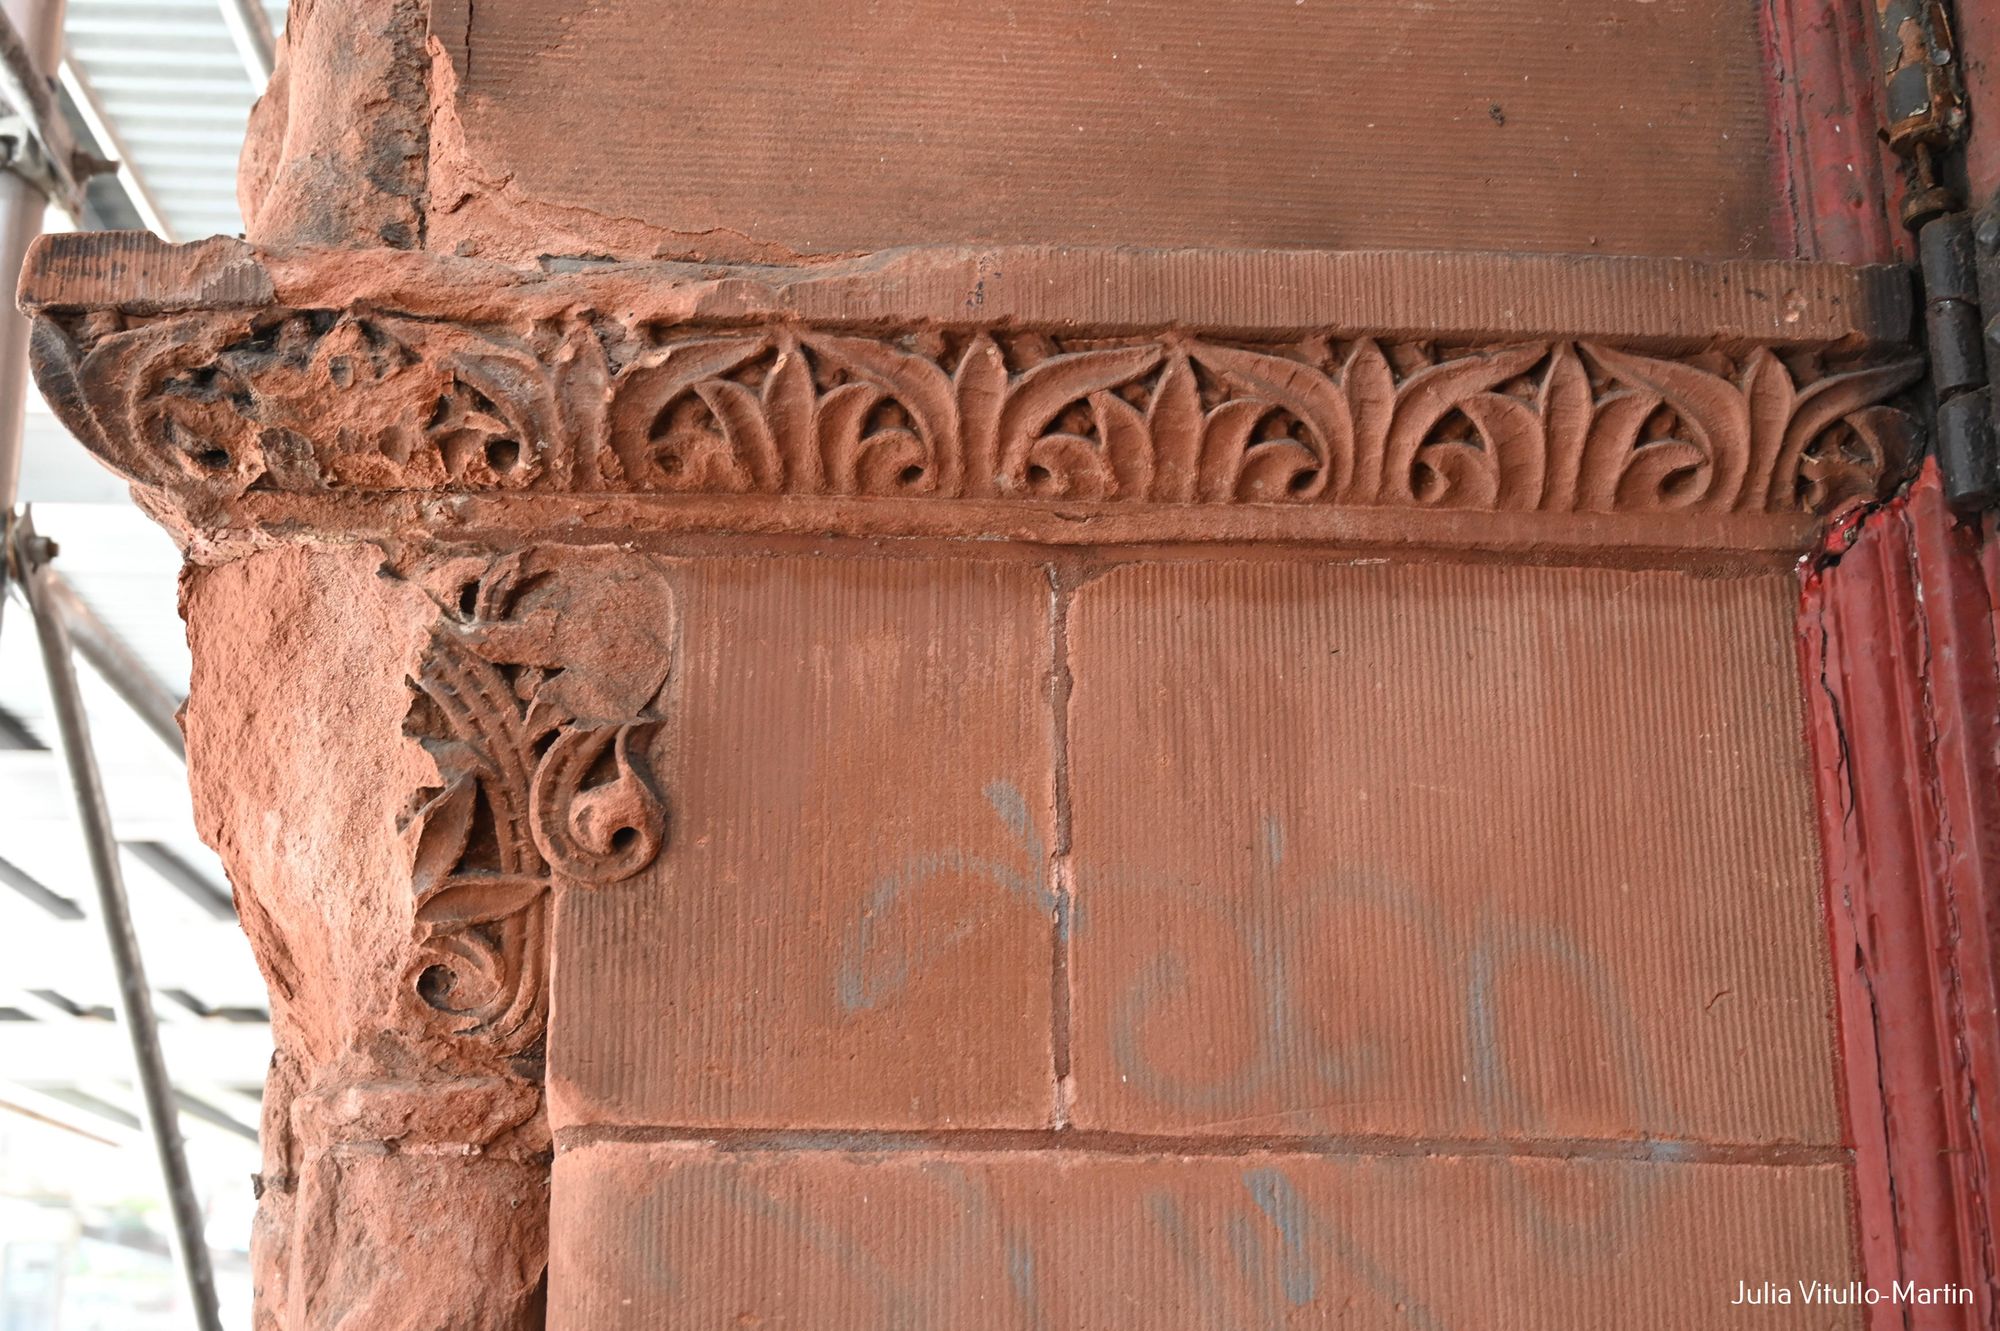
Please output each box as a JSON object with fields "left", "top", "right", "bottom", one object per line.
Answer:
{"left": 9, "top": 512, "right": 226, "bottom": 1331}
{"left": 0, "top": 1, "right": 224, "bottom": 1325}
{"left": 0, "top": 0, "right": 62, "bottom": 639}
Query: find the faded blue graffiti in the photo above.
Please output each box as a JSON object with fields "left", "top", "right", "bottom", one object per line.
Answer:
{"left": 1108, "top": 817, "right": 1366, "bottom": 1113}
{"left": 718, "top": 1169, "right": 926, "bottom": 1328}
{"left": 1102, "top": 814, "right": 1666, "bottom": 1141}
{"left": 1243, "top": 1169, "right": 1448, "bottom": 1331}
{"left": 836, "top": 779, "right": 1056, "bottom": 1013}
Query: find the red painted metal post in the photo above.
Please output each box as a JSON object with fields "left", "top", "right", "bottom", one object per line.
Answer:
{"left": 1801, "top": 462, "right": 2000, "bottom": 1325}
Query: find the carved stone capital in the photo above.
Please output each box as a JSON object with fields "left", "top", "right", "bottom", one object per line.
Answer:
{"left": 66, "top": 230, "right": 1922, "bottom": 1327}
{"left": 202, "top": 544, "right": 672, "bottom": 1329}
{"left": 20, "top": 234, "right": 1925, "bottom": 555}
{"left": 403, "top": 546, "right": 673, "bottom": 1056}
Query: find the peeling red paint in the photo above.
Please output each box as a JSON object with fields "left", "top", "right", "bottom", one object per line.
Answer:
{"left": 1758, "top": 0, "right": 1910, "bottom": 261}
{"left": 1801, "top": 462, "right": 2000, "bottom": 1327}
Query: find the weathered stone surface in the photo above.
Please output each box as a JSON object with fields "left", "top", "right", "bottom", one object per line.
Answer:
{"left": 183, "top": 541, "right": 690, "bottom": 1326}
{"left": 550, "top": 1143, "right": 1858, "bottom": 1328}
{"left": 183, "top": 545, "right": 552, "bottom": 1328}
{"left": 183, "top": 545, "right": 434, "bottom": 1077}
{"left": 239, "top": 0, "right": 430, "bottom": 249}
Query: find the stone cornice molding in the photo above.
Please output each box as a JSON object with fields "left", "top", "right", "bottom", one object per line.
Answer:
{"left": 20, "top": 234, "right": 1924, "bottom": 554}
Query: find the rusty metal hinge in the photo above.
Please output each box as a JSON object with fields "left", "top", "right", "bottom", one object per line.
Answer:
{"left": 1878, "top": 0, "right": 1970, "bottom": 229}
{"left": 1918, "top": 209, "right": 1998, "bottom": 510}
{"left": 1875, "top": 0, "right": 1998, "bottom": 510}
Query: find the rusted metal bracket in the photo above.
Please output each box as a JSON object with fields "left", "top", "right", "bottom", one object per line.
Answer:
{"left": 1967, "top": 192, "right": 2000, "bottom": 512}
{"left": 1874, "top": 0, "right": 1997, "bottom": 511}
{"left": 1876, "top": 0, "right": 1969, "bottom": 228}
{"left": 0, "top": 111, "right": 104, "bottom": 220}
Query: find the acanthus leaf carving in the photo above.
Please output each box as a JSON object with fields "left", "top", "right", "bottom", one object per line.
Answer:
{"left": 1381, "top": 342, "right": 1551, "bottom": 509}
{"left": 994, "top": 342, "right": 1163, "bottom": 498}
{"left": 1580, "top": 343, "right": 1748, "bottom": 511}
{"left": 32, "top": 307, "right": 1927, "bottom": 522}
{"left": 401, "top": 548, "right": 673, "bottom": 1052}
{"left": 1182, "top": 339, "right": 1340, "bottom": 502}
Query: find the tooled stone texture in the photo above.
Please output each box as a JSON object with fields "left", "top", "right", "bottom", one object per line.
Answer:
{"left": 33, "top": 307, "right": 1923, "bottom": 519}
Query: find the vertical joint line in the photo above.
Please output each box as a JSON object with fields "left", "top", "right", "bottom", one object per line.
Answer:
{"left": 1047, "top": 560, "right": 1078, "bottom": 1129}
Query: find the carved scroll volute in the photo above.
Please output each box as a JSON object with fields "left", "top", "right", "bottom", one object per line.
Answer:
{"left": 530, "top": 722, "right": 666, "bottom": 882}
{"left": 403, "top": 548, "right": 675, "bottom": 1053}
{"left": 30, "top": 311, "right": 269, "bottom": 495}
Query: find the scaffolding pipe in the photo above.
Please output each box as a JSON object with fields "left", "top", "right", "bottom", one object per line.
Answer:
{"left": 59, "top": 58, "right": 174, "bottom": 239}
{"left": 216, "top": 0, "right": 273, "bottom": 90}
{"left": 41, "top": 565, "right": 187, "bottom": 760}
{"left": 11, "top": 510, "right": 225, "bottom": 1331}
{"left": 2, "top": 547, "right": 189, "bottom": 761}
{"left": 0, "top": 0, "right": 62, "bottom": 606}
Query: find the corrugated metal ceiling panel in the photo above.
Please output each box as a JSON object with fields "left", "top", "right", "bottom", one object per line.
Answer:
{"left": 65, "top": 0, "right": 286, "bottom": 239}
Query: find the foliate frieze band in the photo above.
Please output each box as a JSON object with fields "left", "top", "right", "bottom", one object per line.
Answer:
{"left": 31, "top": 308, "right": 1923, "bottom": 520}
